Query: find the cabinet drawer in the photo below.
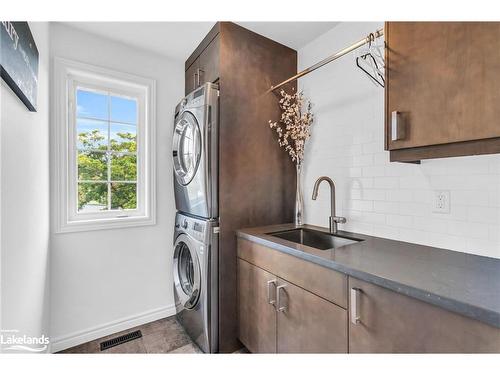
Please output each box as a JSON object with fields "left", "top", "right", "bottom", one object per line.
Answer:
{"left": 237, "top": 238, "right": 348, "bottom": 308}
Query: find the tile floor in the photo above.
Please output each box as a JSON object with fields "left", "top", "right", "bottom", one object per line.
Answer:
{"left": 57, "top": 316, "right": 202, "bottom": 354}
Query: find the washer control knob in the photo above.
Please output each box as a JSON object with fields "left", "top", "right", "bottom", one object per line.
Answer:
{"left": 182, "top": 220, "right": 188, "bottom": 229}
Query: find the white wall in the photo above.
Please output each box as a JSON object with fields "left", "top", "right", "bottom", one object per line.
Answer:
{"left": 49, "top": 23, "right": 183, "bottom": 351}
{"left": 299, "top": 22, "right": 500, "bottom": 259}
{"left": 1, "top": 22, "right": 51, "bottom": 351}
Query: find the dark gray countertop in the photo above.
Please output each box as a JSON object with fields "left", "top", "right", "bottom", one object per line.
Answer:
{"left": 236, "top": 223, "right": 500, "bottom": 328}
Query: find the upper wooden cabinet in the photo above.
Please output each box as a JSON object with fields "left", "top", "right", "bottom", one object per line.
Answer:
{"left": 185, "top": 57, "right": 200, "bottom": 94}
{"left": 198, "top": 35, "right": 220, "bottom": 87}
{"left": 185, "top": 31, "right": 220, "bottom": 94}
{"left": 385, "top": 22, "right": 500, "bottom": 162}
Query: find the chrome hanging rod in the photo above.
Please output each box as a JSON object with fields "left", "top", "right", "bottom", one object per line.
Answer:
{"left": 267, "top": 28, "right": 384, "bottom": 93}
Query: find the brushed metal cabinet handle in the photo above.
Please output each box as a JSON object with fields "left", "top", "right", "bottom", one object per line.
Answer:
{"left": 197, "top": 68, "right": 204, "bottom": 86}
{"left": 391, "top": 110, "right": 405, "bottom": 141}
{"left": 193, "top": 72, "right": 198, "bottom": 89}
{"left": 350, "top": 287, "right": 361, "bottom": 325}
{"left": 276, "top": 284, "right": 287, "bottom": 313}
{"left": 267, "top": 279, "right": 277, "bottom": 306}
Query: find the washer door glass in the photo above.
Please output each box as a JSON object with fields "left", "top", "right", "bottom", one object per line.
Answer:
{"left": 173, "top": 112, "right": 201, "bottom": 186}
{"left": 174, "top": 237, "right": 201, "bottom": 309}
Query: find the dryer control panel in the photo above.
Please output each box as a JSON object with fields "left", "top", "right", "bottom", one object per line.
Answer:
{"left": 174, "top": 212, "right": 218, "bottom": 244}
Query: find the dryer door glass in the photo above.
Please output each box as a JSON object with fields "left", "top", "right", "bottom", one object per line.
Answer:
{"left": 174, "top": 238, "right": 201, "bottom": 309}
{"left": 173, "top": 112, "right": 201, "bottom": 186}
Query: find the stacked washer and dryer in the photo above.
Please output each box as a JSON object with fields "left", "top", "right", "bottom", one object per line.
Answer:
{"left": 172, "top": 83, "right": 219, "bottom": 353}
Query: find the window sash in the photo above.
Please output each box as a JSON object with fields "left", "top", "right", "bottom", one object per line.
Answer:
{"left": 76, "top": 93, "right": 139, "bottom": 212}
{"left": 67, "top": 77, "right": 147, "bottom": 220}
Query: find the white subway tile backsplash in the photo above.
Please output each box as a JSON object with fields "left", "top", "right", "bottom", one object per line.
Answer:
{"left": 352, "top": 131, "right": 373, "bottom": 145}
{"left": 488, "top": 225, "right": 500, "bottom": 242}
{"left": 452, "top": 190, "right": 490, "bottom": 207}
{"left": 399, "top": 175, "right": 430, "bottom": 190}
{"left": 373, "top": 177, "right": 399, "bottom": 189}
{"left": 412, "top": 190, "right": 431, "bottom": 203}
{"left": 443, "top": 204, "right": 468, "bottom": 222}
{"left": 352, "top": 154, "right": 373, "bottom": 166}
{"left": 373, "top": 201, "right": 399, "bottom": 214}
{"left": 385, "top": 163, "right": 417, "bottom": 177}
{"left": 348, "top": 167, "right": 362, "bottom": 178}
{"left": 465, "top": 238, "right": 500, "bottom": 258}
{"left": 447, "top": 221, "right": 489, "bottom": 239}
{"left": 362, "top": 141, "right": 383, "bottom": 155}
{"left": 362, "top": 165, "right": 386, "bottom": 177}
{"left": 371, "top": 224, "right": 399, "bottom": 240}
{"left": 299, "top": 22, "right": 500, "bottom": 258}
{"left": 386, "top": 214, "right": 413, "bottom": 228}
{"left": 387, "top": 189, "right": 414, "bottom": 202}
{"left": 352, "top": 177, "right": 374, "bottom": 189}
{"left": 413, "top": 216, "right": 449, "bottom": 233}
{"left": 348, "top": 200, "right": 374, "bottom": 211}
{"left": 398, "top": 228, "right": 430, "bottom": 246}
{"left": 348, "top": 189, "right": 362, "bottom": 200}
{"left": 361, "top": 189, "right": 386, "bottom": 201}
{"left": 428, "top": 233, "right": 468, "bottom": 253}
{"left": 344, "top": 210, "right": 364, "bottom": 221}
{"left": 399, "top": 202, "right": 428, "bottom": 217}
{"left": 346, "top": 144, "right": 363, "bottom": 156}
{"left": 362, "top": 212, "right": 387, "bottom": 225}
{"left": 421, "top": 157, "right": 491, "bottom": 176}
{"left": 467, "top": 206, "right": 500, "bottom": 224}
{"left": 373, "top": 152, "right": 389, "bottom": 165}
{"left": 489, "top": 159, "right": 500, "bottom": 174}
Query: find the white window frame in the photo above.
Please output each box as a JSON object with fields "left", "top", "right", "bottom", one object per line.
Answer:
{"left": 53, "top": 57, "right": 156, "bottom": 233}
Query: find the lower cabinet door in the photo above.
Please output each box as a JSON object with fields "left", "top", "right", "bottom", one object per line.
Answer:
{"left": 276, "top": 278, "right": 348, "bottom": 353}
{"left": 349, "top": 277, "right": 500, "bottom": 353}
{"left": 237, "top": 259, "right": 277, "bottom": 353}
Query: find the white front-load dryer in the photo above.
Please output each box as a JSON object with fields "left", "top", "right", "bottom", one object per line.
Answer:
{"left": 173, "top": 83, "right": 218, "bottom": 219}
{"left": 173, "top": 212, "right": 218, "bottom": 353}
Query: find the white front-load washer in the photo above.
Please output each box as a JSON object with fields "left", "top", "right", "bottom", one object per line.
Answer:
{"left": 173, "top": 83, "right": 218, "bottom": 219}
{"left": 173, "top": 212, "right": 218, "bottom": 353}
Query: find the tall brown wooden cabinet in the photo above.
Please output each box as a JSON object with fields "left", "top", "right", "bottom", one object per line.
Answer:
{"left": 385, "top": 22, "right": 500, "bottom": 162}
{"left": 184, "top": 22, "right": 297, "bottom": 352}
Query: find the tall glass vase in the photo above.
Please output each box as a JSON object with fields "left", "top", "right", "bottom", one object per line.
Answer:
{"left": 295, "top": 161, "right": 303, "bottom": 226}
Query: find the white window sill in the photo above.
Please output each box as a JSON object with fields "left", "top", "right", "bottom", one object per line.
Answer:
{"left": 55, "top": 215, "right": 156, "bottom": 234}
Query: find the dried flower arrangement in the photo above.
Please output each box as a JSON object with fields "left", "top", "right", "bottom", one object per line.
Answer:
{"left": 269, "top": 89, "right": 314, "bottom": 226}
{"left": 268, "top": 89, "right": 314, "bottom": 164}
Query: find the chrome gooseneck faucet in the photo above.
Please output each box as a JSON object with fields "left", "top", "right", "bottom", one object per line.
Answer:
{"left": 312, "top": 176, "right": 346, "bottom": 234}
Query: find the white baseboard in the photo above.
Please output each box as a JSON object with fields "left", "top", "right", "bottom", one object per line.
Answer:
{"left": 50, "top": 304, "right": 176, "bottom": 353}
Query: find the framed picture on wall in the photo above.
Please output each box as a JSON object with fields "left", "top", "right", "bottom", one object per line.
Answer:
{"left": 1, "top": 21, "right": 39, "bottom": 112}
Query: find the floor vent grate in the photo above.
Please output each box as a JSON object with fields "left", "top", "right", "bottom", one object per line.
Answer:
{"left": 100, "top": 330, "right": 142, "bottom": 351}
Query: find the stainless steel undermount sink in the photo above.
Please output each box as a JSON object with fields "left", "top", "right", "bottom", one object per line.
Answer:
{"left": 268, "top": 228, "right": 362, "bottom": 250}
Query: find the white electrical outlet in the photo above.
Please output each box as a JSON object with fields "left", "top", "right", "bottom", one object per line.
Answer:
{"left": 433, "top": 190, "right": 450, "bottom": 214}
